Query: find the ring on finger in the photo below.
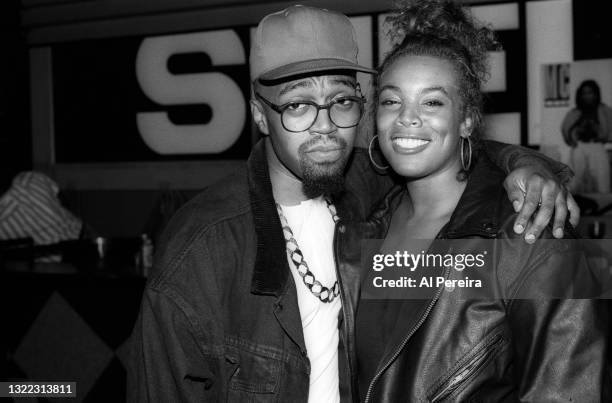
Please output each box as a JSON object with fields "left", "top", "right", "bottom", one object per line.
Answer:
{"left": 523, "top": 191, "right": 542, "bottom": 207}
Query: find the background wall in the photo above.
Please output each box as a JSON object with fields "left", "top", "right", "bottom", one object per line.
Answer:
{"left": 527, "top": 0, "right": 573, "bottom": 152}
{"left": 527, "top": 0, "right": 612, "bottom": 169}
{"left": 0, "top": 0, "right": 30, "bottom": 191}
{"left": 25, "top": 0, "right": 527, "bottom": 189}
{"left": 13, "top": 0, "right": 612, "bottom": 236}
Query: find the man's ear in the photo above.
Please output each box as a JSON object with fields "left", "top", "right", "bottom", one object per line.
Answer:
{"left": 250, "top": 99, "right": 269, "bottom": 135}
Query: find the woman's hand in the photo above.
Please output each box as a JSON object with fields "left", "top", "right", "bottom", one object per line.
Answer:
{"left": 504, "top": 167, "right": 580, "bottom": 243}
{"left": 563, "top": 132, "right": 578, "bottom": 147}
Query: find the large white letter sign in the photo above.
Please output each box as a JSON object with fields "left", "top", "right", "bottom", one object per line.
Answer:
{"left": 136, "top": 30, "right": 246, "bottom": 154}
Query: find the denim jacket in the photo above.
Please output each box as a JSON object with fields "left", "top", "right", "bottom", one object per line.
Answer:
{"left": 126, "top": 139, "right": 381, "bottom": 402}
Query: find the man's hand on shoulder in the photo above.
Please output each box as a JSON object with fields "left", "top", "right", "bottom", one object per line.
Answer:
{"left": 504, "top": 166, "right": 580, "bottom": 244}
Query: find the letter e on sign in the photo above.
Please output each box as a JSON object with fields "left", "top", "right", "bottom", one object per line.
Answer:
{"left": 136, "top": 31, "right": 246, "bottom": 154}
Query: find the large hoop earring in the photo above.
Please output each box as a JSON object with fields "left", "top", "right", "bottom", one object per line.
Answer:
{"left": 460, "top": 135, "right": 472, "bottom": 171}
{"left": 368, "top": 135, "right": 389, "bottom": 170}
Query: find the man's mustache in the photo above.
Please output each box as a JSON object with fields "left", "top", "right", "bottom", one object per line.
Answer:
{"left": 300, "top": 135, "right": 347, "bottom": 153}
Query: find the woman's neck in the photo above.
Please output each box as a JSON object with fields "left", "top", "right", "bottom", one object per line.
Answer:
{"left": 404, "top": 164, "right": 467, "bottom": 220}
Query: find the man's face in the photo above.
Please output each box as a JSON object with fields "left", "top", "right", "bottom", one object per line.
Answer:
{"left": 252, "top": 74, "right": 359, "bottom": 197}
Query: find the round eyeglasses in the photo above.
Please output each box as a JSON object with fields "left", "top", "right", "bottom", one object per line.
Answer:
{"left": 255, "top": 91, "right": 366, "bottom": 133}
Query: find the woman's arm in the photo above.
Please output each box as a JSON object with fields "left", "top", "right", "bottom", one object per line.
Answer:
{"left": 561, "top": 109, "right": 580, "bottom": 146}
{"left": 601, "top": 104, "right": 612, "bottom": 142}
{"left": 483, "top": 140, "right": 572, "bottom": 186}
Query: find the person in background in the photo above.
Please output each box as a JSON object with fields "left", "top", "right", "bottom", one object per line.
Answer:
{"left": 127, "top": 5, "right": 579, "bottom": 402}
{"left": 0, "top": 171, "right": 82, "bottom": 245}
{"left": 562, "top": 79, "right": 612, "bottom": 193}
{"left": 355, "top": 1, "right": 609, "bottom": 401}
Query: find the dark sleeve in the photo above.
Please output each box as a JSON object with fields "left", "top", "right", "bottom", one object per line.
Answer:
{"left": 343, "top": 147, "right": 394, "bottom": 218}
{"left": 126, "top": 287, "right": 224, "bottom": 402}
{"left": 505, "top": 242, "right": 610, "bottom": 402}
{"left": 561, "top": 109, "right": 579, "bottom": 144}
{"left": 482, "top": 139, "right": 573, "bottom": 185}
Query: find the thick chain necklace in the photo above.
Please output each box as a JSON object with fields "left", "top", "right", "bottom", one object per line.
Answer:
{"left": 276, "top": 199, "right": 340, "bottom": 303}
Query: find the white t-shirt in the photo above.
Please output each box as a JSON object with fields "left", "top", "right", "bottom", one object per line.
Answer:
{"left": 281, "top": 196, "right": 341, "bottom": 403}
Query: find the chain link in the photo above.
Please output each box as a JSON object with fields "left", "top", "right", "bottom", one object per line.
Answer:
{"left": 276, "top": 199, "right": 340, "bottom": 303}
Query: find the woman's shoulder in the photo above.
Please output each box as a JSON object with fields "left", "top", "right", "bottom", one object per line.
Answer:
{"left": 600, "top": 102, "right": 612, "bottom": 111}
{"left": 600, "top": 103, "right": 612, "bottom": 119}
{"left": 561, "top": 108, "right": 582, "bottom": 127}
{"left": 564, "top": 107, "right": 581, "bottom": 117}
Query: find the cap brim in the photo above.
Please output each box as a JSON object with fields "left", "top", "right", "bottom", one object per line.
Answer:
{"left": 258, "top": 58, "right": 376, "bottom": 82}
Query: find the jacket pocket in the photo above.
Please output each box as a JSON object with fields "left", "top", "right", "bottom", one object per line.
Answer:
{"left": 428, "top": 334, "right": 505, "bottom": 403}
{"left": 225, "top": 338, "right": 282, "bottom": 401}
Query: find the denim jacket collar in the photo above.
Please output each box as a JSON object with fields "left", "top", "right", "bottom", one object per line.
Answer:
{"left": 247, "top": 139, "right": 292, "bottom": 297}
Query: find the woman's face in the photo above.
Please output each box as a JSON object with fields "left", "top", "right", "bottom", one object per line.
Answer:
{"left": 376, "top": 55, "right": 472, "bottom": 179}
{"left": 578, "top": 85, "right": 597, "bottom": 107}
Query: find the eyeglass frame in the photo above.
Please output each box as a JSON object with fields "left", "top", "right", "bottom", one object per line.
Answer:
{"left": 254, "top": 84, "right": 367, "bottom": 133}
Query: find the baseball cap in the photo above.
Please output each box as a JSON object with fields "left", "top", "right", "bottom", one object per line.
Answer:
{"left": 249, "top": 5, "right": 376, "bottom": 82}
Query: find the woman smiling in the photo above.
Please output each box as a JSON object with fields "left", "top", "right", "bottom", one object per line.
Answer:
{"left": 355, "top": 1, "right": 610, "bottom": 401}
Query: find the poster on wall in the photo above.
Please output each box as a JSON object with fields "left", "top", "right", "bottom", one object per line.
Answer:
{"left": 52, "top": 29, "right": 252, "bottom": 163}
{"left": 543, "top": 63, "right": 570, "bottom": 108}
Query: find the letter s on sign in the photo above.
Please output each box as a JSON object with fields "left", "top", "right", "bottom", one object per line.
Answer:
{"left": 135, "top": 30, "right": 246, "bottom": 154}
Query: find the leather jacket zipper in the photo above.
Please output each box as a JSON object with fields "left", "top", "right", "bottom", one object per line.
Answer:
{"left": 429, "top": 334, "right": 504, "bottom": 403}
{"left": 332, "top": 220, "right": 354, "bottom": 400}
{"left": 364, "top": 264, "right": 451, "bottom": 403}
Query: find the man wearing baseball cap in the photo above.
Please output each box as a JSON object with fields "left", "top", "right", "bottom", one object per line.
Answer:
{"left": 127, "top": 5, "right": 576, "bottom": 402}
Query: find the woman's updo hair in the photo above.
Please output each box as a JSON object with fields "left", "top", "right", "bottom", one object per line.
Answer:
{"left": 375, "top": 0, "right": 500, "bottom": 138}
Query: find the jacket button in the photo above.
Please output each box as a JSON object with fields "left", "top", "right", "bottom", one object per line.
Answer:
{"left": 338, "top": 224, "right": 346, "bottom": 234}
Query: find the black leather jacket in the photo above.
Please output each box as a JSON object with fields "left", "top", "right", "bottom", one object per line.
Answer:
{"left": 354, "top": 155, "right": 610, "bottom": 402}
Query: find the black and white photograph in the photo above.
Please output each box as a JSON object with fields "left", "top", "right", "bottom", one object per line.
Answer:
{"left": 2, "top": 0, "right": 611, "bottom": 401}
